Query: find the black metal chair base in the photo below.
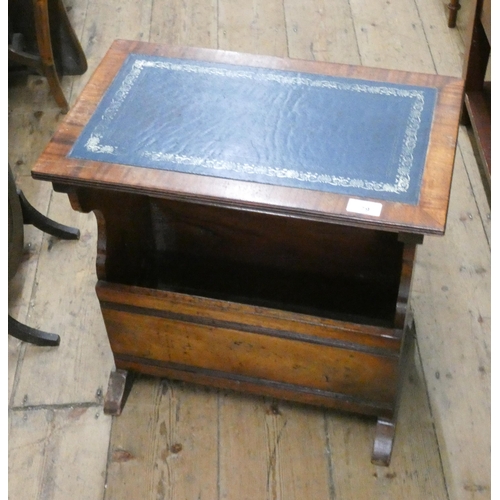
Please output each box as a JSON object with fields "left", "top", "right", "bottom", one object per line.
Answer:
{"left": 8, "top": 171, "right": 80, "bottom": 347}
{"left": 8, "top": 315, "right": 60, "bottom": 346}
{"left": 19, "top": 189, "right": 80, "bottom": 240}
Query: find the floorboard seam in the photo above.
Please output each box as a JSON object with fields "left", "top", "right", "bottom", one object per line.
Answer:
{"left": 9, "top": 402, "right": 102, "bottom": 412}
{"left": 323, "top": 411, "right": 336, "bottom": 500}
{"left": 101, "top": 408, "right": 115, "bottom": 500}
{"left": 346, "top": 0, "right": 362, "bottom": 65}
{"left": 413, "top": 0, "right": 439, "bottom": 75}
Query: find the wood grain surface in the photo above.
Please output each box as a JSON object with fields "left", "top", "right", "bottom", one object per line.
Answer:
{"left": 31, "top": 39, "right": 464, "bottom": 235}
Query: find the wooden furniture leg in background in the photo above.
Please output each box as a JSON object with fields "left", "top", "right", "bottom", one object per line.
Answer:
{"left": 447, "top": 0, "right": 461, "bottom": 28}
{"left": 461, "top": 0, "right": 491, "bottom": 190}
{"left": 8, "top": 0, "right": 88, "bottom": 112}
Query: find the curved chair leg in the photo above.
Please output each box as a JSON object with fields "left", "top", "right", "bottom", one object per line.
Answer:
{"left": 18, "top": 189, "right": 80, "bottom": 240}
{"left": 8, "top": 315, "right": 60, "bottom": 346}
{"left": 447, "top": 0, "right": 461, "bottom": 28}
{"left": 33, "top": 0, "right": 69, "bottom": 112}
{"left": 8, "top": 167, "right": 80, "bottom": 348}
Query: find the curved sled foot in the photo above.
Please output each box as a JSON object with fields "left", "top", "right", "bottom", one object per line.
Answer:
{"left": 104, "top": 369, "right": 135, "bottom": 416}
{"left": 372, "top": 417, "right": 396, "bottom": 466}
{"left": 8, "top": 315, "right": 60, "bottom": 346}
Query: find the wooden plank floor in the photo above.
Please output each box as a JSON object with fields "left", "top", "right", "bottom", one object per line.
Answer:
{"left": 8, "top": 0, "right": 490, "bottom": 498}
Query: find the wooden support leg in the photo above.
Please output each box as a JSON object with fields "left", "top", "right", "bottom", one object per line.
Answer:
{"left": 103, "top": 369, "right": 135, "bottom": 416}
{"left": 372, "top": 418, "right": 396, "bottom": 466}
{"left": 33, "top": 0, "right": 70, "bottom": 112}
{"left": 447, "top": 0, "right": 461, "bottom": 28}
{"left": 371, "top": 313, "right": 417, "bottom": 466}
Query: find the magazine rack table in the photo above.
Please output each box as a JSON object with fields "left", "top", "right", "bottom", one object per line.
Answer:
{"left": 31, "top": 39, "right": 463, "bottom": 466}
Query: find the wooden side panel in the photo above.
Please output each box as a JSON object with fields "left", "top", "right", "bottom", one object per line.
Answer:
{"left": 147, "top": 198, "right": 403, "bottom": 324}
{"left": 97, "top": 282, "right": 401, "bottom": 413}
{"left": 95, "top": 281, "right": 402, "bottom": 348}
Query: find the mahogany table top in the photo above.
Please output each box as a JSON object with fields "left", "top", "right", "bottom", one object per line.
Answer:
{"left": 32, "top": 39, "right": 464, "bottom": 235}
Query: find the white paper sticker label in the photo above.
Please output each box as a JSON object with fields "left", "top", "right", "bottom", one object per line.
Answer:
{"left": 346, "top": 198, "right": 383, "bottom": 217}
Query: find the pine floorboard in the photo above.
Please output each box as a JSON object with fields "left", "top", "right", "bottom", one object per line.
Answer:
{"left": 8, "top": 0, "right": 490, "bottom": 498}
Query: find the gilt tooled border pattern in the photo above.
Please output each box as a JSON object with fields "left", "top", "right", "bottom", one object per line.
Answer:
{"left": 84, "top": 56, "right": 428, "bottom": 195}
